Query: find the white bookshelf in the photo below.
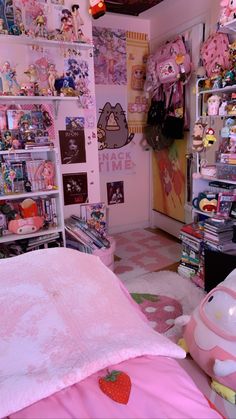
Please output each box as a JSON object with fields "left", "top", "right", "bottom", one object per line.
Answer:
{"left": 0, "top": 147, "right": 65, "bottom": 248}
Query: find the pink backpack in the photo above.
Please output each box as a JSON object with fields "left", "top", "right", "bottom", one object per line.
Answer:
{"left": 154, "top": 36, "right": 191, "bottom": 84}
{"left": 200, "top": 32, "right": 231, "bottom": 78}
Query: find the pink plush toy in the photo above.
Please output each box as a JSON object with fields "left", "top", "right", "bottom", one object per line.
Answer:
{"left": 220, "top": 0, "right": 236, "bottom": 25}
{"left": 176, "top": 270, "right": 236, "bottom": 404}
{"left": 8, "top": 216, "right": 44, "bottom": 234}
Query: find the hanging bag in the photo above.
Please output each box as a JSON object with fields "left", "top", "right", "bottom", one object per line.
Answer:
{"left": 162, "top": 84, "right": 185, "bottom": 139}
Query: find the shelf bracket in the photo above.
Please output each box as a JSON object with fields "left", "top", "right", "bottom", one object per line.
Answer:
{"left": 53, "top": 100, "right": 60, "bottom": 119}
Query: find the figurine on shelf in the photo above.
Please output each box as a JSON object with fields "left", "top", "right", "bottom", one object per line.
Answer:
{"left": 47, "top": 63, "right": 58, "bottom": 95}
{"left": 24, "top": 64, "right": 38, "bottom": 84}
{"left": 35, "top": 160, "right": 55, "bottom": 190}
{"left": 222, "top": 69, "right": 236, "bottom": 87}
{"left": 0, "top": 18, "right": 8, "bottom": 34}
{"left": 0, "top": 61, "right": 20, "bottom": 93}
{"left": 203, "top": 127, "right": 217, "bottom": 148}
{"left": 71, "top": 4, "right": 84, "bottom": 41}
{"left": 34, "top": 10, "right": 47, "bottom": 38}
{"left": 210, "top": 63, "right": 223, "bottom": 89}
{"left": 60, "top": 9, "right": 74, "bottom": 41}
{"left": 192, "top": 120, "right": 207, "bottom": 153}
{"left": 3, "top": 131, "right": 13, "bottom": 149}
{"left": 207, "top": 94, "right": 221, "bottom": 116}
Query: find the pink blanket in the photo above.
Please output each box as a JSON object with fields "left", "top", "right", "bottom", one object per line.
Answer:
{"left": 11, "top": 356, "right": 222, "bottom": 419}
{"left": 0, "top": 248, "right": 185, "bottom": 417}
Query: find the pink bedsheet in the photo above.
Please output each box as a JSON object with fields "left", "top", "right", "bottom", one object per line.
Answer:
{"left": 11, "top": 356, "right": 222, "bottom": 419}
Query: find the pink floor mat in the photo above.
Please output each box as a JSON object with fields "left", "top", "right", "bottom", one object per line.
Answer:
{"left": 114, "top": 229, "right": 181, "bottom": 280}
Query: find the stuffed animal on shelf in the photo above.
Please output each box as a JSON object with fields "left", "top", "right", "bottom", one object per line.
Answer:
{"left": 192, "top": 120, "right": 207, "bottom": 152}
{"left": 176, "top": 269, "right": 236, "bottom": 404}
{"left": 220, "top": 0, "right": 236, "bottom": 25}
{"left": 89, "top": 0, "right": 106, "bottom": 19}
{"left": 202, "top": 127, "right": 217, "bottom": 148}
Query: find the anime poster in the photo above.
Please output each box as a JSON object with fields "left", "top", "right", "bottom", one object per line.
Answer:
{"left": 64, "top": 57, "right": 94, "bottom": 108}
{"left": 93, "top": 26, "right": 127, "bottom": 85}
{"left": 152, "top": 139, "right": 187, "bottom": 222}
{"left": 107, "top": 181, "right": 124, "bottom": 205}
{"left": 126, "top": 31, "right": 149, "bottom": 134}
{"left": 63, "top": 173, "right": 88, "bottom": 205}
{"left": 59, "top": 130, "right": 86, "bottom": 165}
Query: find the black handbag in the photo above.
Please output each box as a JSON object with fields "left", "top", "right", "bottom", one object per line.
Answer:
{"left": 162, "top": 85, "right": 185, "bottom": 140}
{"left": 144, "top": 124, "right": 174, "bottom": 151}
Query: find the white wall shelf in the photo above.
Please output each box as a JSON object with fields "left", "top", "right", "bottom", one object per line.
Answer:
{"left": 0, "top": 147, "right": 54, "bottom": 155}
{"left": 218, "top": 19, "right": 236, "bottom": 34}
{"left": 192, "top": 208, "right": 216, "bottom": 218}
{"left": 0, "top": 226, "right": 64, "bottom": 244}
{"left": 0, "top": 34, "right": 93, "bottom": 49}
{"left": 0, "top": 189, "right": 59, "bottom": 201}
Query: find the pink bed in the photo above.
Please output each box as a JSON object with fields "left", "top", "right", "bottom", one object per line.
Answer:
{"left": 10, "top": 356, "right": 222, "bottom": 419}
{"left": 0, "top": 248, "right": 222, "bottom": 419}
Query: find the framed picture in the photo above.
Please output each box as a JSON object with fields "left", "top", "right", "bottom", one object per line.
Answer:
{"left": 63, "top": 173, "right": 88, "bottom": 205}
{"left": 65, "top": 116, "right": 85, "bottom": 130}
{"left": 59, "top": 130, "right": 86, "bottom": 165}
{"left": 107, "top": 181, "right": 124, "bottom": 205}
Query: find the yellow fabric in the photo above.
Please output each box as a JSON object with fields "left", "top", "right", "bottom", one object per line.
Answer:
{"left": 126, "top": 31, "right": 149, "bottom": 134}
{"left": 152, "top": 138, "right": 187, "bottom": 223}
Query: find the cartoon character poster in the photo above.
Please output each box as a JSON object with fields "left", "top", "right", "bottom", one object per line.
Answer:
{"left": 127, "top": 31, "right": 149, "bottom": 134}
{"left": 96, "top": 85, "right": 135, "bottom": 174}
{"left": 93, "top": 26, "right": 127, "bottom": 85}
{"left": 152, "top": 139, "right": 187, "bottom": 222}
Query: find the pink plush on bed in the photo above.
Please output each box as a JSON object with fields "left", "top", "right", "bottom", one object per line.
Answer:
{"left": 0, "top": 248, "right": 185, "bottom": 418}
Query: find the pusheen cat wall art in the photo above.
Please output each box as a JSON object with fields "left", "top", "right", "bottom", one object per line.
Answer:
{"left": 97, "top": 102, "right": 134, "bottom": 150}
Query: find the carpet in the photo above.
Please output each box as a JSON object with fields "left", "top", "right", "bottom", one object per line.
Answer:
{"left": 114, "top": 229, "right": 181, "bottom": 281}
{"left": 124, "top": 270, "right": 205, "bottom": 338}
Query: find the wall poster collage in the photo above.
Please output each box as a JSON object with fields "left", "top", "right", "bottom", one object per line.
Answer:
{"left": 93, "top": 25, "right": 149, "bottom": 207}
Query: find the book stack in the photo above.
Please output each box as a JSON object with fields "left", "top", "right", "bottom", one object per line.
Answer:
{"left": 80, "top": 202, "right": 107, "bottom": 237}
{"left": 178, "top": 222, "right": 205, "bottom": 285}
{"left": 219, "top": 153, "right": 236, "bottom": 165}
{"left": 65, "top": 215, "right": 110, "bottom": 254}
{"left": 204, "top": 217, "right": 236, "bottom": 254}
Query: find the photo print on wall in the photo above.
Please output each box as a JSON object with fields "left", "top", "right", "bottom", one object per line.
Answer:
{"left": 63, "top": 172, "right": 88, "bottom": 206}
{"left": 59, "top": 130, "right": 86, "bottom": 165}
{"left": 107, "top": 181, "right": 124, "bottom": 205}
{"left": 65, "top": 116, "right": 85, "bottom": 130}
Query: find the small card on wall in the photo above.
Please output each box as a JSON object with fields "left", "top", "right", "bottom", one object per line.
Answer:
{"left": 59, "top": 130, "right": 86, "bottom": 165}
{"left": 63, "top": 173, "right": 88, "bottom": 206}
{"left": 107, "top": 181, "right": 124, "bottom": 205}
{"left": 65, "top": 116, "right": 85, "bottom": 130}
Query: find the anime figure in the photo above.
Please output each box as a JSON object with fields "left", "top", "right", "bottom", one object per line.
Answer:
{"left": 60, "top": 9, "right": 74, "bottom": 41}
{"left": 35, "top": 160, "right": 55, "bottom": 190}
{"left": 24, "top": 64, "right": 38, "bottom": 84}
{"left": 71, "top": 4, "right": 84, "bottom": 41}
{"left": 47, "top": 63, "right": 58, "bottom": 95}
{"left": 177, "top": 269, "right": 236, "bottom": 404}
{"left": 0, "top": 61, "right": 20, "bottom": 93}
{"left": 0, "top": 18, "right": 8, "bottom": 34}
{"left": 34, "top": 10, "right": 47, "bottom": 37}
